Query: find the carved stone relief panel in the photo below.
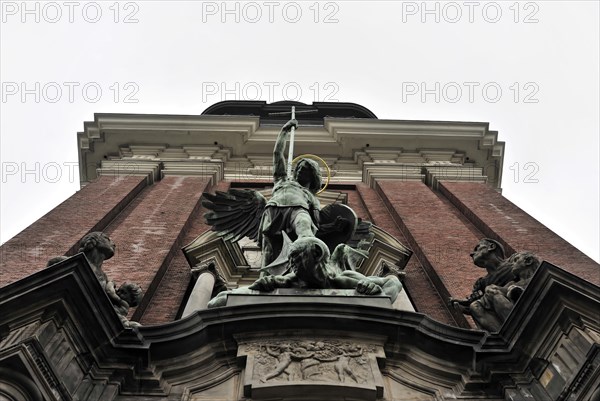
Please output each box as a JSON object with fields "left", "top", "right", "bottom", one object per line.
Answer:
{"left": 237, "top": 337, "right": 385, "bottom": 400}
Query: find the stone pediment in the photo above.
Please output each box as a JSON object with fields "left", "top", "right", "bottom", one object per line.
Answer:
{"left": 0, "top": 254, "right": 598, "bottom": 400}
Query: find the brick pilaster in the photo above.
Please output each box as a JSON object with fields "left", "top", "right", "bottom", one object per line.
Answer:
{"left": 356, "top": 183, "right": 456, "bottom": 326}
{"left": 140, "top": 181, "right": 230, "bottom": 325}
{"left": 0, "top": 175, "right": 147, "bottom": 287}
{"left": 100, "top": 176, "right": 211, "bottom": 322}
{"left": 439, "top": 181, "right": 599, "bottom": 285}
{"left": 376, "top": 180, "right": 490, "bottom": 328}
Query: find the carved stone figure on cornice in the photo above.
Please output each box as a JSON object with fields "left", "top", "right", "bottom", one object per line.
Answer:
{"left": 448, "top": 238, "right": 515, "bottom": 329}
{"left": 78, "top": 232, "right": 143, "bottom": 328}
{"left": 106, "top": 281, "right": 143, "bottom": 325}
{"left": 472, "top": 251, "right": 542, "bottom": 332}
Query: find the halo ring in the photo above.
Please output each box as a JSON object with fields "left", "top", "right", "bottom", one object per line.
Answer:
{"left": 291, "top": 154, "right": 331, "bottom": 195}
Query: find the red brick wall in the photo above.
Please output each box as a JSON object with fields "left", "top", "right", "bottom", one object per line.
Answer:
{"left": 6, "top": 173, "right": 594, "bottom": 329}
{"left": 345, "top": 188, "right": 370, "bottom": 221}
{"left": 356, "top": 183, "right": 456, "bottom": 326}
{"left": 0, "top": 176, "right": 147, "bottom": 287}
{"left": 141, "top": 184, "right": 458, "bottom": 325}
{"left": 439, "top": 181, "right": 600, "bottom": 285}
{"left": 99, "top": 176, "right": 211, "bottom": 322}
{"left": 376, "top": 181, "right": 491, "bottom": 328}
{"left": 140, "top": 181, "right": 231, "bottom": 325}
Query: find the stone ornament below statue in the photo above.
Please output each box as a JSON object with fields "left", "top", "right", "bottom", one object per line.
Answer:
{"left": 47, "top": 232, "right": 143, "bottom": 328}
{"left": 238, "top": 337, "right": 385, "bottom": 400}
{"left": 449, "top": 238, "right": 541, "bottom": 332}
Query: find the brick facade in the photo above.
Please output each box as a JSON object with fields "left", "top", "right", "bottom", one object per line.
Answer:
{"left": 2, "top": 176, "right": 597, "bottom": 328}
{"left": 439, "top": 181, "right": 600, "bottom": 286}
{"left": 376, "top": 180, "right": 487, "bottom": 327}
{"left": 140, "top": 180, "right": 230, "bottom": 325}
{"left": 100, "top": 176, "right": 211, "bottom": 321}
{"left": 0, "top": 175, "right": 146, "bottom": 287}
{"left": 355, "top": 183, "right": 456, "bottom": 326}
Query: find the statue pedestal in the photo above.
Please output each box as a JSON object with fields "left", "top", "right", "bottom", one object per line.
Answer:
{"left": 225, "top": 288, "right": 393, "bottom": 308}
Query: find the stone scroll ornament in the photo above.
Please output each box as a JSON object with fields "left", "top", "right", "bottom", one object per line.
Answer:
{"left": 47, "top": 232, "right": 143, "bottom": 328}
{"left": 202, "top": 116, "right": 403, "bottom": 306}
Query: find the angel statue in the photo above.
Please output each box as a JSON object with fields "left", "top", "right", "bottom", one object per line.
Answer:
{"left": 202, "top": 118, "right": 403, "bottom": 306}
{"left": 203, "top": 119, "right": 361, "bottom": 274}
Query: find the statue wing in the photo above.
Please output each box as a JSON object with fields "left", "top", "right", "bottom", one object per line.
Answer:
{"left": 201, "top": 189, "right": 266, "bottom": 243}
{"left": 346, "top": 220, "right": 374, "bottom": 253}
{"left": 330, "top": 244, "right": 368, "bottom": 271}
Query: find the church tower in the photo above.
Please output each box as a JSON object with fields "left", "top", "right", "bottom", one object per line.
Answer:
{"left": 0, "top": 101, "right": 598, "bottom": 401}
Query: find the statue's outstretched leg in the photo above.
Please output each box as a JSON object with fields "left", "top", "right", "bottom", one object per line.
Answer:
{"left": 380, "top": 276, "right": 402, "bottom": 303}
{"left": 261, "top": 236, "right": 274, "bottom": 278}
{"left": 261, "top": 235, "right": 283, "bottom": 277}
{"left": 293, "top": 212, "right": 316, "bottom": 238}
{"left": 262, "top": 232, "right": 294, "bottom": 277}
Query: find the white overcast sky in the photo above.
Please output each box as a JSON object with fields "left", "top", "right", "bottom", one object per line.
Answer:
{"left": 1, "top": 1, "right": 598, "bottom": 263}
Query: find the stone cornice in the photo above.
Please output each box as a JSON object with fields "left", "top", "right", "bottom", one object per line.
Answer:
{"left": 0, "top": 256, "right": 598, "bottom": 398}
{"left": 85, "top": 113, "right": 260, "bottom": 132}
{"left": 77, "top": 110, "right": 505, "bottom": 189}
{"left": 325, "top": 118, "right": 490, "bottom": 139}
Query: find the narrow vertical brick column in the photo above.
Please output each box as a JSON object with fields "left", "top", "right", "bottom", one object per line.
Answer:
{"left": 101, "top": 176, "right": 211, "bottom": 322}
{"left": 0, "top": 176, "right": 147, "bottom": 287}
{"left": 376, "top": 180, "right": 489, "bottom": 328}
{"left": 345, "top": 188, "right": 370, "bottom": 221}
{"left": 140, "top": 181, "right": 230, "bottom": 325}
{"left": 439, "top": 181, "right": 600, "bottom": 285}
{"left": 356, "top": 183, "right": 456, "bottom": 326}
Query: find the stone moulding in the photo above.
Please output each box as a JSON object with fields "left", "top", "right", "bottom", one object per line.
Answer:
{"left": 0, "top": 255, "right": 598, "bottom": 400}
{"left": 78, "top": 109, "right": 505, "bottom": 190}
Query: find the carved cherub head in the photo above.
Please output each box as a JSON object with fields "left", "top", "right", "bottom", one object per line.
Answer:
{"left": 294, "top": 158, "right": 322, "bottom": 193}
{"left": 289, "top": 237, "right": 333, "bottom": 288}
{"left": 470, "top": 238, "right": 505, "bottom": 269}
{"left": 116, "top": 282, "right": 143, "bottom": 307}
{"left": 508, "top": 251, "right": 541, "bottom": 280}
{"left": 78, "top": 232, "right": 116, "bottom": 259}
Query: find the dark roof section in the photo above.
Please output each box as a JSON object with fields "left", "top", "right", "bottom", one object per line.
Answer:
{"left": 201, "top": 100, "right": 377, "bottom": 125}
